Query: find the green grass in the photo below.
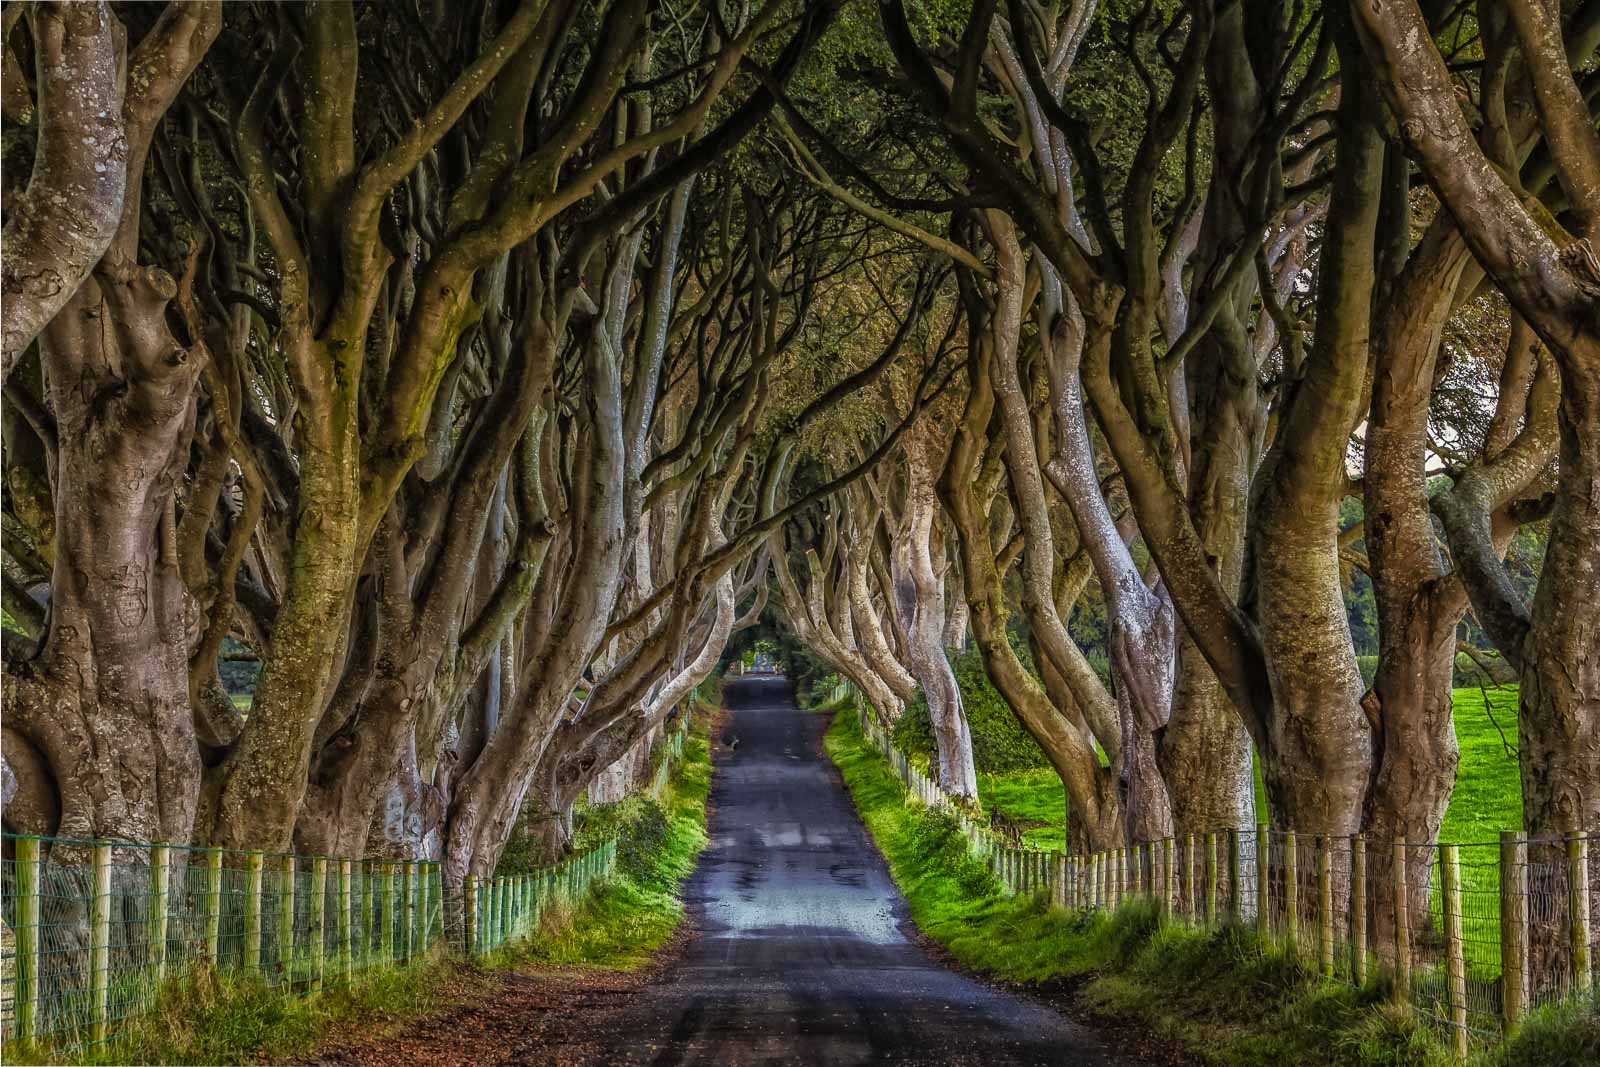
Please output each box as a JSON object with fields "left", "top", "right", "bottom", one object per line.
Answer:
{"left": 1427, "top": 686, "right": 1522, "bottom": 977}
{"left": 825, "top": 704, "right": 1462, "bottom": 1067}
{"left": 511, "top": 712, "right": 712, "bottom": 970}
{"left": 1439, "top": 686, "right": 1522, "bottom": 841}
{"left": 978, "top": 769, "right": 1066, "bottom": 851}
{"left": 46, "top": 957, "right": 476, "bottom": 1066}
{"left": 971, "top": 685, "right": 1523, "bottom": 845}
{"left": 42, "top": 709, "right": 716, "bottom": 1065}
{"left": 1475, "top": 992, "right": 1600, "bottom": 1067}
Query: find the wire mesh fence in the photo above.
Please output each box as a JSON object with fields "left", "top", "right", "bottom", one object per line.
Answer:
{"left": 845, "top": 684, "right": 1598, "bottom": 1055}
{"left": 0, "top": 841, "right": 447, "bottom": 1052}
{"left": 0, "top": 707, "right": 698, "bottom": 1056}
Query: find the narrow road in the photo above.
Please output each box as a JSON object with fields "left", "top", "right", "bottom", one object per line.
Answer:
{"left": 583, "top": 675, "right": 1137, "bottom": 1065}
{"left": 314, "top": 676, "right": 1162, "bottom": 1066}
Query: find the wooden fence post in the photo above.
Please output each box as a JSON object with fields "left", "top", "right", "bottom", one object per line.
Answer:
{"left": 1228, "top": 830, "right": 1241, "bottom": 922}
{"left": 1054, "top": 854, "right": 1067, "bottom": 909}
{"left": 1351, "top": 835, "right": 1367, "bottom": 986}
{"left": 310, "top": 858, "right": 327, "bottom": 992}
{"left": 1500, "top": 831, "right": 1528, "bottom": 1036}
{"left": 245, "top": 850, "right": 265, "bottom": 975}
{"left": 384, "top": 863, "right": 399, "bottom": 962}
{"left": 376, "top": 862, "right": 389, "bottom": 961}
{"left": 1204, "top": 832, "right": 1218, "bottom": 925}
{"left": 149, "top": 845, "right": 170, "bottom": 988}
{"left": 406, "top": 861, "right": 419, "bottom": 961}
{"left": 420, "top": 865, "right": 434, "bottom": 950}
{"left": 1285, "top": 831, "right": 1299, "bottom": 950}
{"left": 278, "top": 854, "right": 296, "bottom": 984}
{"left": 1568, "top": 832, "right": 1591, "bottom": 994}
{"left": 494, "top": 877, "right": 506, "bottom": 950}
{"left": 1158, "top": 831, "right": 1171, "bottom": 921}
{"left": 464, "top": 875, "right": 480, "bottom": 957}
{"left": 90, "top": 842, "right": 112, "bottom": 1043}
{"left": 1440, "top": 843, "right": 1468, "bottom": 1058}
{"left": 1391, "top": 841, "right": 1411, "bottom": 1007}
{"left": 356, "top": 861, "right": 371, "bottom": 968}
{"left": 1318, "top": 837, "right": 1334, "bottom": 976}
{"left": 13, "top": 837, "right": 40, "bottom": 1042}
{"left": 1185, "top": 835, "right": 1196, "bottom": 918}
{"left": 205, "top": 849, "right": 223, "bottom": 964}
{"left": 1163, "top": 838, "right": 1175, "bottom": 919}
{"left": 1256, "top": 825, "right": 1270, "bottom": 940}
{"left": 340, "top": 859, "right": 353, "bottom": 982}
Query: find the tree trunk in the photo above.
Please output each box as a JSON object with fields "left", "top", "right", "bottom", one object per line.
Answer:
{"left": 1156, "top": 2, "right": 1261, "bottom": 838}
{"left": 4, "top": 267, "right": 204, "bottom": 849}
{"left": 890, "top": 441, "right": 978, "bottom": 799}
{"left": 1245, "top": 31, "right": 1382, "bottom": 836}
{"left": 1520, "top": 358, "right": 1600, "bottom": 836}
{"left": 211, "top": 385, "right": 363, "bottom": 850}
{"left": 938, "top": 325, "right": 1122, "bottom": 849}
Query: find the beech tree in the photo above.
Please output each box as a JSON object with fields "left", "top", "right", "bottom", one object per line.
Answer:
{"left": 3, "top": 1, "right": 221, "bottom": 849}
{"left": 1355, "top": 0, "right": 1600, "bottom": 839}
{"left": 4, "top": 0, "right": 1597, "bottom": 933}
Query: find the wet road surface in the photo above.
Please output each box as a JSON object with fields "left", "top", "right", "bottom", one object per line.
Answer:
{"left": 588, "top": 674, "right": 1136, "bottom": 1066}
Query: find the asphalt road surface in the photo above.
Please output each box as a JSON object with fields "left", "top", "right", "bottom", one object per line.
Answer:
{"left": 585, "top": 674, "right": 1140, "bottom": 1066}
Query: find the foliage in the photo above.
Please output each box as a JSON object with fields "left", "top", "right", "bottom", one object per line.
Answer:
{"left": 723, "top": 604, "right": 835, "bottom": 696}
{"left": 890, "top": 647, "right": 1052, "bottom": 774}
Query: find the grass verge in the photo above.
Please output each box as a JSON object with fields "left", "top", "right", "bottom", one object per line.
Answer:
{"left": 822, "top": 701, "right": 1592, "bottom": 1067}
{"left": 503, "top": 707, "right": 712, "bottom": 970}
{"left": 43, "top": 707, "right": 715, "bottom": 1066}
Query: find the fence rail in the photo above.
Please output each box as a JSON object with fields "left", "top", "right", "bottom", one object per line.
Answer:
{"left": 0, "top": 707, "right": 697, "bottom": 1056}
{"left": 848, "top": 691, "right": 1598, "bottom": 1055}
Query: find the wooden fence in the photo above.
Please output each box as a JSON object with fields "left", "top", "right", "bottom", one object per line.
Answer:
{"left": 0, "top": 708, "right": 696, "bottom": 1055}
{"left": 847, "top": 688, "right": 1597, "bottom": 1055}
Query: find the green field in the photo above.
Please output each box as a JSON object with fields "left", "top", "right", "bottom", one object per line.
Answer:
{"left": 979, "top": 686, "right": 1524, "bottom": 846}
{"left": 978, "top": 769, "right": 1066, "bottom": 850}
{"left": 969, "top": 684, "right": 1524, "bottom": 984}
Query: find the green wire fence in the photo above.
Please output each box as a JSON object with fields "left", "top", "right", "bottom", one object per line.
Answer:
{"left": 846, "top": 683, "right": 1597, "bottom": 1057}
{"left": 0, "top": 705, "right": 698, "bottom": 1056}
{"left": 0, "top": 839, "right": 447, "bottom": 1051}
